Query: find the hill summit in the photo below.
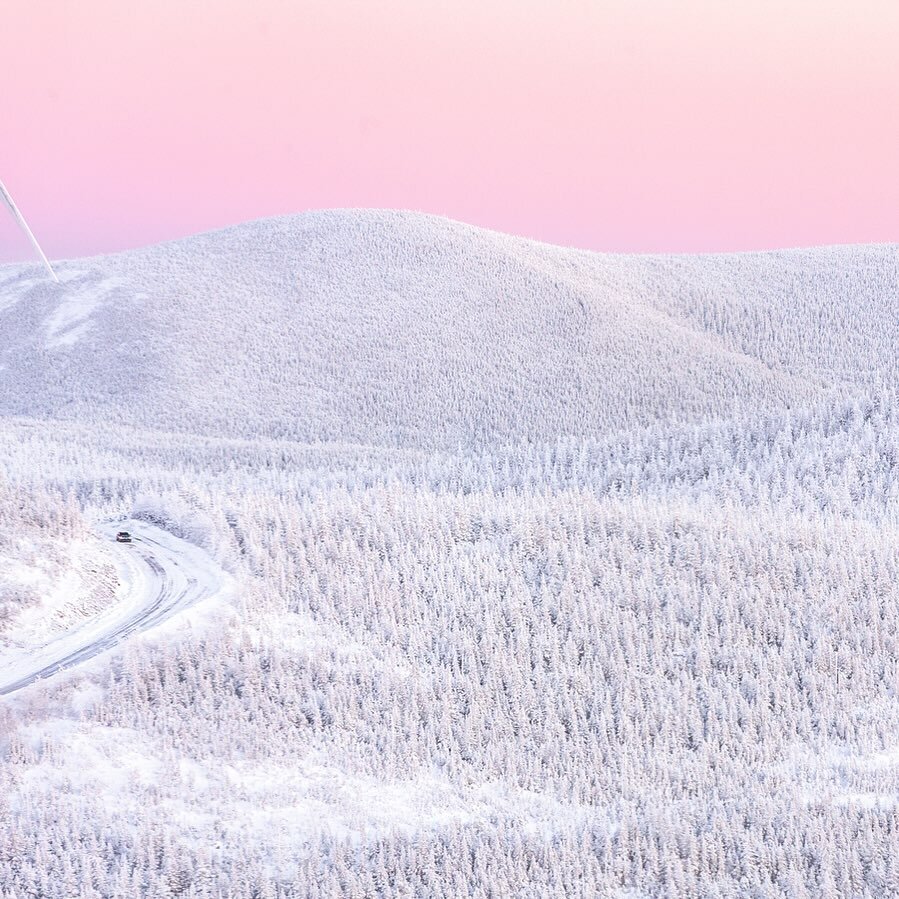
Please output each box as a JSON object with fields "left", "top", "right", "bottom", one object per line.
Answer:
{"left": 1, "top": 210, "right": 896, "bottom": 448}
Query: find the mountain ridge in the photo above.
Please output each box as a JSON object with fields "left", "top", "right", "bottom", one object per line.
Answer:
{"left": 2, "top": 209, "right": 897, "bottom": 449}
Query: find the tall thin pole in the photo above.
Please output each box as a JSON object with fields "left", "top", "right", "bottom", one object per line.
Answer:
{"left": 0, "top": 178, "right": 59, "bottom": 283}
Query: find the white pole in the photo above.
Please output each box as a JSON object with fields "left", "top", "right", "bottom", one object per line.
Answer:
{"left": 0, "top": 178, "right": 59, "bottom": 282}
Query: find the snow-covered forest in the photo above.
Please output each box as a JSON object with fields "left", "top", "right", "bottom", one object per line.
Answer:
{"left": 2, "top": 212, "right": 899, "bottom": 897}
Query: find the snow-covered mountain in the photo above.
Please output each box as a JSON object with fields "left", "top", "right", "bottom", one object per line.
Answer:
{"left": 3, "top": 213, "right": 899, "bottom": 898}
{"left": 3, "top": 209, "right": 896, "bottom": 447}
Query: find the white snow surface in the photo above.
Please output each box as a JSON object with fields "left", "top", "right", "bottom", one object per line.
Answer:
{"left": 0, "top": 537, "right": 117, "bottom": 650}
{"left": 0, "top": 520, "right": 232, "bottom": 696}
{"left": 3, "top": 211, "right": 899, "bottom": 897}
{"left": 1, "top": 209, "right": 896, "bottom": 448}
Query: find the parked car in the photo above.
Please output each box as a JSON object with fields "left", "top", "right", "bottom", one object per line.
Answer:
{"left": 115, "top": 531, "right": 132, "bottom": 543}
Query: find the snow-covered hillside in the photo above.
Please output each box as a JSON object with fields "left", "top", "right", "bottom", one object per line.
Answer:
{"left": 2, "top": 213, "right": 899, "bottom": 898}
{"left": 2, "top": 210, "right": 896, "bottom": 447}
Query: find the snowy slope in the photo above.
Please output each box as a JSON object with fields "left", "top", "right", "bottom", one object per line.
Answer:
{"left": 2, "top": 210, "right": 896, "bottom": 448}
{"left": 4, "top": 213, "right": 899, "bottom": 897}
{"left": 0, "top": 520, "right": 232, "bottom": 696}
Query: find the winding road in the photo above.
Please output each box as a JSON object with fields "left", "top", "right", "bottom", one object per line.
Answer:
{"left": 0, "top": 520, "right": 230, "bottom": 697}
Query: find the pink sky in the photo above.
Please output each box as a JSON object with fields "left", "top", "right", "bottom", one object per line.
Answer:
{"left": 2, "top": 0, "right": 898, "bottom": 261}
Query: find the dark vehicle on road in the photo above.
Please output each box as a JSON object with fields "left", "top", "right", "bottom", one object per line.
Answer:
{"left": 116, "top": 531, "right": 132, "bottom": 543}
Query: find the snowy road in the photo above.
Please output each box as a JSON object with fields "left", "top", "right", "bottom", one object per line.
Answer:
{"left": 0, "top": 520, "right": 230, "bottom": 697}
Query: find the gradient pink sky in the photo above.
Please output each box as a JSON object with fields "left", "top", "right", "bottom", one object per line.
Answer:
{"left": 3, "top": 0, "right": 898, "bottom": 261}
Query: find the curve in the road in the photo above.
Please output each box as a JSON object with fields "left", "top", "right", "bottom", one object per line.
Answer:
{"left": 0, "top": 520, "right": 231, "bottom": 697}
